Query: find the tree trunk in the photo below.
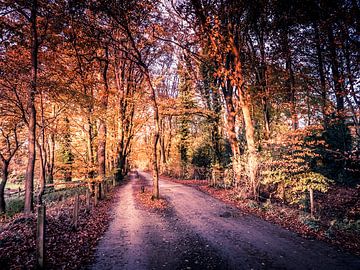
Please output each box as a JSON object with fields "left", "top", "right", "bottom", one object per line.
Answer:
{"left": 341, "top": 31, "right": 360, "bottom": 138}
{"left": 229, "top": 35, "right": 259, "bottom": 198}
{"left": 314, "top": 21, "right": 328, "bottom": 127}
{"left": 211, "top": 89, "right": 223, "bottom": 165}
{"left": 37, "top": 90, "right": 47, "bottom": 205}
{"left": 258, "top": 29, "right": 270, "bottom": 138}
{"left": 165, "top": 116, "right": 173, "bottom": 167}
{"left": 25, "top": 0, "right": 38, "bottom": 214}
{"left": 46, "top": 133, "right": 55, "bottom": 184}
{"left": 0, "top": 161, "right": 9, "bottom": 214}
{"left": 328, "top": 25, "right": 345, "bottom": 114}
{"left": 98, "top": 121, "right": 107, "bottom": 177}
{"left": 159, "top": 118, "right": 167, "bottom": 173}
{"left": 283, "top": 31, "right": 297, "bottom": 130}
{"left": 161, "top": 120, "right": 166, "bottom": 164}
{"left": 87, "top": 116, "right": 95, "bottom": 178}
{"left": 152, "top": 124, "right": 160, "bottom": 199}
{"left": 37, "top": 142, "right": 45, "bottom": 205}
{"left": 240, "top": 91, "right": 258, "bottom": 199}
{"left": 145, "top": 73, "right": 160, "bottom": 199}
{"left": 97, "top": 48, "right": 109, "bottom": 181}
{"left": 222, "top": 84, "right": 241, "bottom": 182}
{"left": 211, "top": 119, "right": 222, "bottom": 165}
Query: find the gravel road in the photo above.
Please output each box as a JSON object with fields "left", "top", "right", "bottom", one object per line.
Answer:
{"left": 90, "top": 172, "right": 360, "bottom": 270}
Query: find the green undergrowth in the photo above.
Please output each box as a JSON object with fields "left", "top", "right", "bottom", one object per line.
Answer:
{"left": 2, "top": 186, "right": 86, "bottom": 218}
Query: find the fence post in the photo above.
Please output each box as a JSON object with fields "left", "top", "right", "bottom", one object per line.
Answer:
{"left": 73, "top": 194, "right": 79, "bottom": 230}
{"left": 94, "top": 184, "right": 99, "bottom": 207}
{"left": 86, "top": 188, "right": 91, "bottom": 210}
{"left": 112, "top": 177, "right": 116, "bottom": 187}
{"left": 103, "top": 181, "right": 107, "bottom": 196}
{"left": 99, "top": 181, "right": 105, "bottom": 200}
{"left": 97, "top": 182, "right": 101, "bottom": 200}
{"left": 36, "top": 204, "right": 46, "bottom": 269}
{"left": 18, "top": 187, "right": 21, "bottom": 198}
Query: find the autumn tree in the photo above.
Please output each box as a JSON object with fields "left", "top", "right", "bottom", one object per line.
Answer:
{"left": 0, "top": 121, "right": 23, "bottom": 213}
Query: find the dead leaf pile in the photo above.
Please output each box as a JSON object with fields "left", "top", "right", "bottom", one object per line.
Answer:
{"left": 133, "top": 175, "right": 168, "bottom": 212}
{"left": 0, "top": 186, "right": 121, "bottom": 269}
{"left": 134, "top": 190, "right": 168, "bottom": 212}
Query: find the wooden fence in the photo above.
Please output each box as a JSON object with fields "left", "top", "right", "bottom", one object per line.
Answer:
{"left": 4, "top": 187, "right": 25, "bottom": 198}
{"left": 34, "top": 176, "right": 116, "bottom": 269}
{"left": 5, "top": 176, "right": 115, "bottom": 199}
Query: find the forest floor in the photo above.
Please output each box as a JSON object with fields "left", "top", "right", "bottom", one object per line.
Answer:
{"left": 90, "top": 172, "right": 360, "bottom": 270}
{"left": 0, "top": 183, "right": 123, "bottom": 269}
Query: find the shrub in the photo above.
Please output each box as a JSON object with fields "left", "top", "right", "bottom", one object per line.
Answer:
{"left": 5, "top": 198, "right": 24, "bottom": 217}
{"left": 261, "top": 126, "right": 333, "bottom": 207}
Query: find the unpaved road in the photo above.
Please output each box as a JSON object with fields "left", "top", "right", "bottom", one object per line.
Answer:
{"left": 90, "top": 172, "right": 360, "bottom": 270}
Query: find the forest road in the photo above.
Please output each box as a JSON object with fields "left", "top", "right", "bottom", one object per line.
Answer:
{"left": 90, "top": 172, "right": 360, "bottom": 270}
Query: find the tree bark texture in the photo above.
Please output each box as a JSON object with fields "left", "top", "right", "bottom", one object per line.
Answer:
{"left": 97, "top": 47, "right": 109, "bottom": 180}
{"left": 25, "top": 0, "right": 39, "bottom": 214}
{"left": 0, "top": 161, "right": 9, "bottom": 213}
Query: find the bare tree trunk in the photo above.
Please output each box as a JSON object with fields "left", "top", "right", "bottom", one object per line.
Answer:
{"left": 87, "top": 116, "right": 95, "bottom": 179}
{"left": 97, "top": 47, "right": 109, "bottom": 180}
{"left": 46, "top": 133, "right": 55, "bottom": 184}
{"left": 160, "top": 119, "right": 167, "bottom": 166}
{"left": 145, "top": 73, "right": 160, "bottom": 199}
{"left": 262, "top": 95, "right": 271, "bottom": 138}
{"left": 328, "top": 26, "right": 345, "bottom": 114}
{"left": 25, "top": 0, "right": 39, "bottom": 214}
{"left": 98, "top": 122, "right": 106, "bottom": 176}
{"left": 222, "top": 84, "right": 241, "bottom": 181}
{"left": 341, "top": 32, "right": 360, "bottom": 138}
{"left": 229, "top": 35, "right": 259, "bottom": 198}
{"left": 314, "top": 21, "right": 328, "bottom": 126}
{"left": 0, "top": 161, "right": 9, "bottom": 213}
{"left": 166, "top": 117, "right": 173, "bottom": 156}
{"left": 258, "top": 30, "right": 270, "bottom": 138}
{"left": 240, "top": 90, "right": 258, "bottom": 199}
{"left": 283, "top": 31, "right": 297, "bottom": 130}
{"left": 37, "top": 90, "right": 47, "bottom": 205}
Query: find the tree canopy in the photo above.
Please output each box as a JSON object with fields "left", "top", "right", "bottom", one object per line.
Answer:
{"left": 0, "top": 0, "right": 359, "bottom": 213}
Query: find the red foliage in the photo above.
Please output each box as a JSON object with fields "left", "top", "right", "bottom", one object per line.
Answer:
{"left": 134, "top": 190, "right": 168, "bottom": 212}
{"left": 132, "top": 175, "right": 169, "bottom": 212}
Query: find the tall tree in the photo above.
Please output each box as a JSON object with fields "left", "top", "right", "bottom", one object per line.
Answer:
{"left": 97, "top": 46, "right": 110, "bottom": 181}
{"left": 24, "top": 0, "right": 39, "bottom": 213}
{"left": 0, "top": 122, "right": 22, "bottom": 213}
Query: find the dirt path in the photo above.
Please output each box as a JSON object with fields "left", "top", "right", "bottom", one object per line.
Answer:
{"left": 90, "top": 172, "right": 360, "bottom": 270}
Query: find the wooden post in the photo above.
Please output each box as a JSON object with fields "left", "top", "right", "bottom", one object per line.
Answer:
{"left": 18, "top": 187, "right": 21, "bottom": 198}
{"left": 86, "top": 189, "right": 91, "bottom": 210}
{"left": 309, "top": 188, "right": 314, "bottom": 218}
{"left": 94, "top": 184, "right": 99, "bottom": 207}
{"left": 103, "top": 181, "right": 107, "bottom": 195}
{"left": 73, "top": 194, "right": 79, "bottom": 230}
{"left": 36, "top": 204, "right": 46, "bottom": 269}
{"left": 99, "top": 183, "right": 103, "bottom": 200}
{"left": 112, "top": 177, "right": 116, "bottom": 187}
{"left": 100, "top": 182, "right": 104, "bottom": 199}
